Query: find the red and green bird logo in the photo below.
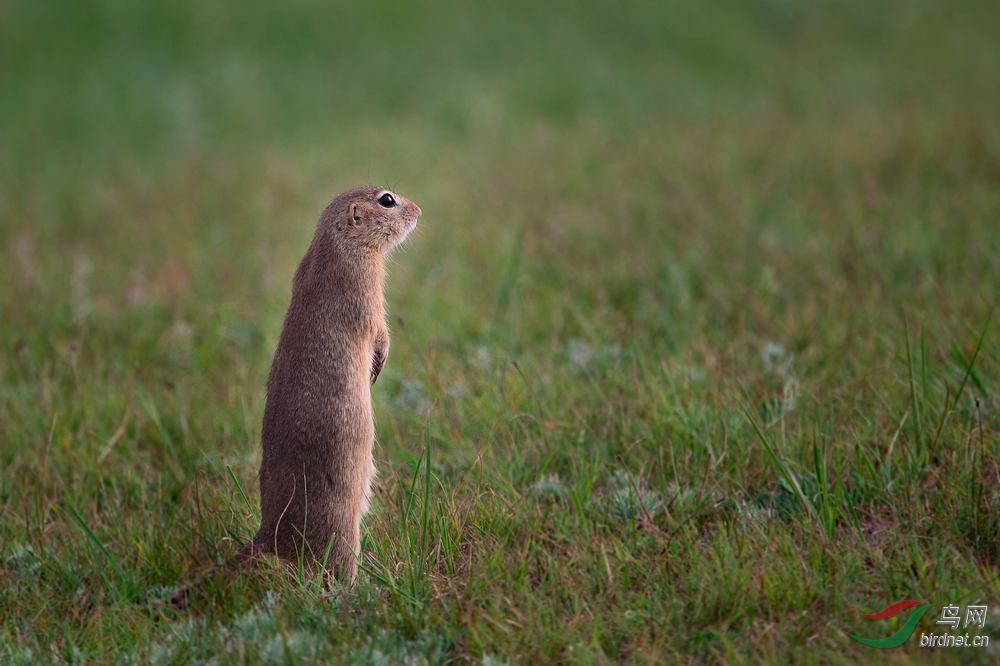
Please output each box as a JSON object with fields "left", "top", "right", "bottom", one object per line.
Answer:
{"left": 847, "top": 600, "right": 933, "bottom": 649}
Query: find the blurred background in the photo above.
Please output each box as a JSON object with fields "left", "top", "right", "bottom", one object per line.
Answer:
{"left": 2, "top": 0, "right": 997, "bottom": 349}
{"left": 1, "top": 1, "right": 999, "bottom": 660}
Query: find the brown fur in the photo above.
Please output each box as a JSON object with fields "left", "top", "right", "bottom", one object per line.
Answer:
{"left": 238, "top": 186, "right": 420, "bottom": 581}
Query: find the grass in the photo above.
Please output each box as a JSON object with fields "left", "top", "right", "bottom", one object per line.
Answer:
{"left": 1, "top": 0, "right": 999, "bottom": 662}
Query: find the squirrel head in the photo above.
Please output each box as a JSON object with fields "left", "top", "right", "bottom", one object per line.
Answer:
{"left": 323, "top": 186, "right": 421, "bottom": 256}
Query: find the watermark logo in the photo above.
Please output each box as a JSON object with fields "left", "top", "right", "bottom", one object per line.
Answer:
{"left": 848, "top": 600, "right": 990, "bottom": 649}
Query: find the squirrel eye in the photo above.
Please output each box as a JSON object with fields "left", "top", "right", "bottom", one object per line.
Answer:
{"left": 377, "top": 193, "right": 396, "bottom": 208}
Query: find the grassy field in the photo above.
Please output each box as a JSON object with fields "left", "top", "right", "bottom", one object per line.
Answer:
{"left": 2, "top": 0, "right": 999, "bottom": 663}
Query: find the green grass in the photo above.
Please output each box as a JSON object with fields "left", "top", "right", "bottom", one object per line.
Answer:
{"left": 2, "top": 0, "right": 1000, "bottom": 663}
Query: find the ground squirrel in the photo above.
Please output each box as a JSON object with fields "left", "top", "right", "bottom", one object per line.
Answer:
{"left": 238, "top": 186, "right": 420, "bottom": 582}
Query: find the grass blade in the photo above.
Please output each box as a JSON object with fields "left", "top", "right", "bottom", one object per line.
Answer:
{"left": 227, "top": 464, "right": 258, "bottom": 520}
{"left": 67, "top": 502, "right": 127, "bottom": 594}
{"left": 744, "top": 407, "right": 814, "bottom": 519}
{"left": 903, "top": 312, "right": 923, "bottom": 452}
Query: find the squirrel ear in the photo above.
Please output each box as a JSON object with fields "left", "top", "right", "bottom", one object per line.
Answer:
{"left": 349, "top": 203, "right": 362, "bottom": 225}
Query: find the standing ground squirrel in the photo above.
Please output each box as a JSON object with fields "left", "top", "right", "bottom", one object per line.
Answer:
{"left": 239, "top": 186, "right": 420, "bottom": 581}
